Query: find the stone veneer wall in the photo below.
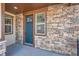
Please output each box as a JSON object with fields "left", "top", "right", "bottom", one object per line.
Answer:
{"left": 35, "top": 4, "right": 79, "bottom": 56}
{"left": 16, "top": 14, "right": 24, "bottom": 44}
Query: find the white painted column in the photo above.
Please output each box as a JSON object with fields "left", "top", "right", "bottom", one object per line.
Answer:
{"left": 0, "top": 3, "right": 5, "bottom": 40}
{"left": 0, "top": 3, "right": 6, "bottom": 56}
{"left": 0, "top": 3, "right": 2, "bottom": 39}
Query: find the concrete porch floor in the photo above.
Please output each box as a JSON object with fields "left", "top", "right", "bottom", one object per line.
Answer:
{"left": 6, "top": 44, "right": 66, "bottom": 56}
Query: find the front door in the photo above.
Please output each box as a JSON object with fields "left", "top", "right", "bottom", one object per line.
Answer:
{"left": 25, "top": 15, "right": 33, "bottom": 46}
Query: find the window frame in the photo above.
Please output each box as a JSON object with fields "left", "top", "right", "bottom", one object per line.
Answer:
{"left": 35, "top": 12, "right": 47, "bottom": 36}
{"left": 5, "top": 15, "right": 13, "bottom": 35}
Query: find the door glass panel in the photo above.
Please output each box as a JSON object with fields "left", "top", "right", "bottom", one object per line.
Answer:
{"left": 27, "top": 16, "right": 32, "bottom": 22}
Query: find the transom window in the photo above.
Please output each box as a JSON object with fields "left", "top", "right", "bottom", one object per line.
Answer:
{"left": 5, "top": 15, "right": 13, "bottom": 34}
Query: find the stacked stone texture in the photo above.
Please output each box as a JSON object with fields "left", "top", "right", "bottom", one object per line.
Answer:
{"left": 35, "top": 4, "right": 79, "bottom": 55}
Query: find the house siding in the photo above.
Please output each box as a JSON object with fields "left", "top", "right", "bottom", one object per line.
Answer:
{"left": 16, "top": 14, "right": 24, "bottom": 44}
{"left": 17, "top": 4, "right": 79, "bottom": 55}
{"left": 5, "top": 12, "right": 16, "bottom": 46}
{"left": 35, "top": 4, "right": 78, "bottom": 56}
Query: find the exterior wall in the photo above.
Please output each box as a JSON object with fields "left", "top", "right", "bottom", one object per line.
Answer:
{"left": 18, "top": 4, "right": 79, "bottom": 55}
{"left": 16, "top": 14, "right": 24, "bottom": 44}
{"left": 35, "top": 4, "right": 79, "bottom": 55}
{"left": 5, "top": 12, "right": 16, "bottom": 46}
{"left": 35, "top": 4, "right": 78, "bottom": 55}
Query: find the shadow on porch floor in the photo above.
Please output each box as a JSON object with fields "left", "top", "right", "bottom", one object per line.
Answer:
{"left": 6, "top": 43, "right": 66, "bottom": 56}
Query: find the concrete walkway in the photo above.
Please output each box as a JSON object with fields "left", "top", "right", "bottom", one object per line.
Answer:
{"left": 6, "top": 44, "right": 66, "bottom": 56}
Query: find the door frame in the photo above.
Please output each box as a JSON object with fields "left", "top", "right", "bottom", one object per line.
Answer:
{"left": 23, "top": 14, "right": 35, "bottom": 47}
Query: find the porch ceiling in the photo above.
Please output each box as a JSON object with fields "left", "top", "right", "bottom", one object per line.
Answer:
{"left": 5, "top": 3, "right": 53, "bottom": 14}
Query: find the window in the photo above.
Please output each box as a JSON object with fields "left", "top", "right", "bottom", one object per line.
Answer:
{"left": 5, "top": 15, "right": 13, "bottom": 34}
{"left": 35, "top": 12, "right": 46, "bottom": 35}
